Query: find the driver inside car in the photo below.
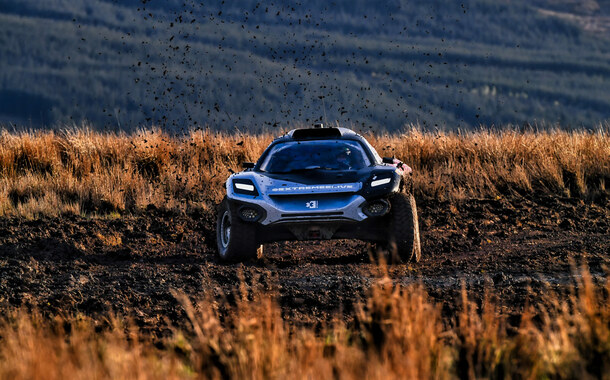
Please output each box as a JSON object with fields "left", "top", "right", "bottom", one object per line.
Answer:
{"left": 335, "top": 147, "right": 353, "bottom": 169}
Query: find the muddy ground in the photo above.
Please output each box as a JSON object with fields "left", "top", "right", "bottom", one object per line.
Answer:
{"left": 0, "top": 194, "right": 608, "bottom": 338}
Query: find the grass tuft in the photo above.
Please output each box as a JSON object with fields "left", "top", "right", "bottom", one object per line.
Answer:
{"left": 0, "top": 126, "right": 607, "bottom": 217}
{"left": 0, "top": 268, "right": 608, "bottom": 378}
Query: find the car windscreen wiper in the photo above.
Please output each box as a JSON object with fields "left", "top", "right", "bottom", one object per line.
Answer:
{"left": 270, "top": 166, "right": 337, "bottom": 174}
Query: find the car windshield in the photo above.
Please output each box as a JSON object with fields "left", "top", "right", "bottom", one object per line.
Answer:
{"left": 259, "top": 140, "right": 371, "bottom": 173}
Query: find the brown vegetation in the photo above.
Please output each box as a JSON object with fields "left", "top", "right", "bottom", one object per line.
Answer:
{"left": 0, "top": 126, "right": 607, "bottom": 218}
{"left": 0, "top": 126, "right": 608, "bottom": 378}
{"left": 0, "top": 267, "right": 608, "bottom": 379}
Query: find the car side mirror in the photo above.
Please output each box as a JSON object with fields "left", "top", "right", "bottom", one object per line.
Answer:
{"left": 382, "top": 157, "right": 394, "bottom": 164}
{"left": 242, "top": 162, "right": 255, "bottom": 169}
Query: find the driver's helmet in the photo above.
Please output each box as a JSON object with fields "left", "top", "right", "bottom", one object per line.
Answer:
{"left": 336, "top": 146, "right": 352, "bottom": 164}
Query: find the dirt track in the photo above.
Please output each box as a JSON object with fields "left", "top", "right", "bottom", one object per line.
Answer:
{"left": 0, "top": 195, "right": 608, "bottom": 338}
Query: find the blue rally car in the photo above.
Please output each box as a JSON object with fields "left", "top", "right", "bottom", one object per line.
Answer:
{"left": 216, "top": 125, "right": 421, "bottom": 263}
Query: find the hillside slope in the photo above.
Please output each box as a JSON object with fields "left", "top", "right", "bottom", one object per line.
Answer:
{"left": 1, "top": 0, "right": 609, "bottom": 131}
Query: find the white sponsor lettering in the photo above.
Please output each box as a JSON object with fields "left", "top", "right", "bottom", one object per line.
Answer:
{"left": 305, "top": 200, "right": 318, "bottom": 209}
{"left": 271, "top": 184, "right": 357, "bottom": 192}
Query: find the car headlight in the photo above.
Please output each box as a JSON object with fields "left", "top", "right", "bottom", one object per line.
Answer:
{"left": 235, "top": 183, "right": 254, "bottom": 191}
{"left": 232, "top": 179, "right": 259, "bottom": 196}
{"left": 370, "top": 177, "right": 391, "bottom": 187}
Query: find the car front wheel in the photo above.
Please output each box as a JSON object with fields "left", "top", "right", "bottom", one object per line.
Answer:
{"left": 387, "top": 192, "right": 421, "bottom": 263}
{"left": 216, "top": 197, "right": 262, "bottom": 262}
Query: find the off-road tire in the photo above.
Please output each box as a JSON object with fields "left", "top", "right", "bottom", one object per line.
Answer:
{"left": 388, "top": 192, "right": 421, "bottom": 263}
{"left": 216, "top": 197, "right": 262, "bottom": 262}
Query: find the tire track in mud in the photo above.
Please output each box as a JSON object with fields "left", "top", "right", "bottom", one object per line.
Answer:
{"left": 0, "top": 195, "right": 607, "bottom": 333}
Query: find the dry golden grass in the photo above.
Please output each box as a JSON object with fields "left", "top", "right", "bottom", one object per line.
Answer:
{"left": 0, "top": 268, "right": 607, "bottom": 379}
{"left": 0, "top": 126, "right": 607, "bottom": 378}
{"left": 0, "top": 126, "right": 607, "bottom": 218}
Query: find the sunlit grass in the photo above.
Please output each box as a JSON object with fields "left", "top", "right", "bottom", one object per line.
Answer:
{"left": 0, "top": 125, "right": 607, "bottom": 218}
{"left": 0, "top": 267, "right": 607, "bottom": 379}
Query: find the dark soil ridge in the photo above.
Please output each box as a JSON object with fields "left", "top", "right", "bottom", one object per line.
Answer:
{"left": 0, "top": 194, "right": 607, "bottom": 337}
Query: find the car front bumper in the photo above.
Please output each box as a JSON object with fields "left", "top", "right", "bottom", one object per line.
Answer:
{"left": 227, "top": 194, "right": 392, "bottom": 243}
{"left": 229, "top": 193, "right": 370, "bottom": 225}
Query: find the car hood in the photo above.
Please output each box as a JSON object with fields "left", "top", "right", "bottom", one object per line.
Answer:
{"left": 261, "top": 169, "right": 366, "bottom": 184}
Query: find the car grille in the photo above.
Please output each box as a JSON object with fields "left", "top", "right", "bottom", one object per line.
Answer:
{"left": 280, "top": 211, "right": 343, "bottom": 217}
